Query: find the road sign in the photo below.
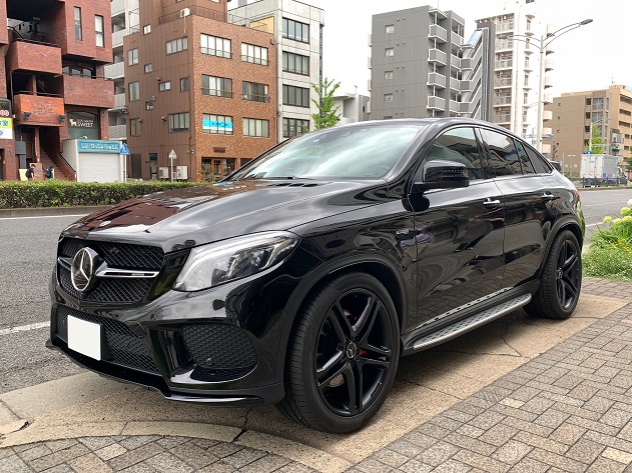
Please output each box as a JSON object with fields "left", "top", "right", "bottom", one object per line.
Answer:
{"left": 168, "top": 149, "right": 177, "bottom": 160}
{"left": 119, "top": 143, "right": 130, "bottom": 156}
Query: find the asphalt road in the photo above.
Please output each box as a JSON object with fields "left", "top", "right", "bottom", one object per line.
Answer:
{"left": 0, "top": 187, "right": 626, "bottom": 395}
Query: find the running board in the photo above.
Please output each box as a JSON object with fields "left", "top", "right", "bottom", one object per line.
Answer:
{"left": 411, "top": 293, "right": 532, "bottom": 351}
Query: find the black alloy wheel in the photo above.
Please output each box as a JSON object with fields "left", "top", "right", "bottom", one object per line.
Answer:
{"left": 526, "top": 230, "right": 582, "bottom": 319}
{"left": 279, "top": 272, "right": 400, "bottom": 433}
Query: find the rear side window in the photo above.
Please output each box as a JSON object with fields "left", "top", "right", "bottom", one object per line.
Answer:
{"left": 515, "top": 140, "right": 536, "bottom": 174}
{"left": 525, "top": 145, "right": 553, "bottom": 174}
{"left": 480, "top": 129, "right": 522, "bottom": 177}
{"left": 422, "top": 127, "right": 485, "bottom": 180}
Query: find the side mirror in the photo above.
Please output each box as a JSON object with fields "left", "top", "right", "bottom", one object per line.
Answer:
{"left": 415, "top": 160, "right": 470, "bottom": 191}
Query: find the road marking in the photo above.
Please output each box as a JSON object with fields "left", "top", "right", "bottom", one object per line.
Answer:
{"left": 586, "top": 223, "right": 597, "bottom": 227}
{"left": 0, "top": 215, "right": 86, "bottom": 221}
{"left": 0, "top": 321, "right": 50, "bottom": 336}
{"left": 583, "top": 201, "right": 629, "bottom": 207}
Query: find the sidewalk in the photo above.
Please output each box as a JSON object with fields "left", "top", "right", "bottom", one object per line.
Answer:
{"left": 2, "top": 279, "right": 632, "bottom": 472}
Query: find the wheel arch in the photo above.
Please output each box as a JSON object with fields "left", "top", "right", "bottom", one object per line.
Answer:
{"left": 539, "top": 217, "right": 584, "bottom": 277}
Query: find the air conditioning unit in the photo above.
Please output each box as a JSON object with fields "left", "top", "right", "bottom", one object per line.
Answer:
{"left": 176, "top": 166, "right": 188, "bottom": 180}
{"left": 180, "top": 8, "right": 191, "bottom": 18}
{"left": 158, "top": 167, "right": 169, "bottom": 179}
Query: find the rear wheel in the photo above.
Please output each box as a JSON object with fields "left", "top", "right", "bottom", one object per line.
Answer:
{"left": 279, "top": 272, "right": 400, "bottom": 433}
{"left": 526, "top": 230, "right": 582, "bottom": 319}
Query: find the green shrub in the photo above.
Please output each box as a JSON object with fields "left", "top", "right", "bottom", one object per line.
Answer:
{"left": 0, "top": 181, "right": 200, "bottom": 209}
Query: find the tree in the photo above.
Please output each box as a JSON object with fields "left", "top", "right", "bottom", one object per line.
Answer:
{"left": 585, "top": 125, "right": 606, "bottom": 154}
{"left": 311, "top": 78, "right": 341, "bottom": 130}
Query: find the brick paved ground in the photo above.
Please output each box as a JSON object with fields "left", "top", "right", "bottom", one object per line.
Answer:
{"left": 2, "top": 277, "right": 632, "bottom": 473}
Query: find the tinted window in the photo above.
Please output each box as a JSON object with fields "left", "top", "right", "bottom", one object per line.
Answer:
{"left": 423, "top": 127, "right": 485, "bottom": 180}
{"left": 481, "top": 129, "right": 522, "bottom": 176}
{"left": 525, "top": 146, "right": 553, "bottom": 174}
{"left": 515, "top": 140, "right": 536, "bottom": 174}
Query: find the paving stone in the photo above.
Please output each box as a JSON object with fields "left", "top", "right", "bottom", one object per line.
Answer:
{"left": 477, "top": 423, "right": 519, "bottom": 447}
{"left": 443, "top": 433, "right": 496, "bottom": 456}
{"left": 29, "top": 444, "right": 90, "bottom": 472}
{"left": 0, "top": 454, "right": 32, "bottom": 473}
{"left": 0, "top": 449, "right": 14, "bottom": 460}
{"left": 222, "top": 447, "right": 266, "bottom": 469}
{"left": 549, "top": 423, "right": 587, "bottom": 446}
{"left": 584, "top": 396, "right": 617, "bottom": 414}
{"left": 413, "top": 441, "right": 459, "bottom": 467}
{"left": 387, "top": 439, "right": 425, "bottom": 458}
{"left": 17, "top": 444, "right": 53, "bottom": 462}
{"left": 95, "top": 444, "right": 127, "bottom": 461}
{"left": 145, "top": 452, "right": 195, "bottom": 473}
{"left": 584, "top": 430, "right": 632, "bottom": 453}
{"left": 398, "top": 433, "right": 436, "bottom": 450}
{"left": 452, "top": 449, "right": 510, "bottom": 473}
{"left": 275, "top": 463, "right": 319, "bottom": 473}
{"left": 237, "top": 454, "right": 292, "bottom": 473}
{"left": 566, "top": 438, "right": 607, "bottom": 464}
{"left": 490, "top": 404, "right": 539, "bottom": 423}
{"left": 77, "top": 437, "right": 117, "bottom": 451}
{"left": 40, "top": 466, "right": 75, "bottom": 473}
{"left": 469, "top": 410, "right": 506, "bottom": 430}
{"left": 601, "top": 407, "right": 632, "bottom": 428}
{"left": 443, "top": 409, "right": 475, "bottom": 423}
{"left": 586, "top": 457, "right": 627, "bottom": 473}
{"left": 602, "top": 447, "right": 632, "bottom": 464}
{"left": 207, "top": 443, "right": 244, "bottom": 459}
{"left": 371, "top": 449, "right": 409, "bottom": 468}
{"left": 119, "top": 464, "right": 160, "bottom": 473}
{"left": 118, "top": 436, "right": 162, "bottom": 451}
{"left": 527, "top": 448, "right": 588, "bottom": 473}
{"left": 456, "top": 424, "right": 485, "bottom": 439}
{"left": 500, "top": 416, "right": 553, "bottom": 438}
{"left": 67, "top": 452, "right": 114, "bottom": 473}
{"left": 107, "top": 443, "right": 165, "bottom": 471}
{"left": 534, "top": 409, "right": 571, "bottom": 429}
{"left": 170, "top": 442, "right": 220, "bottom": 469}
{"left": 554, "top": 373, "right": 585, "bottom": 390}
{"left": 521, "top": 396, "right": 556, "bottom": 415}
{"left": 44, "top": 440, "right": 79, "bottom": 453}
{"left": 540, "top": 391, "right": 584, "bottom": 407}
{"left": 431, "top": 458, "right": 472, "bottom": 473}
{"left": 499, "top": 398, "right": 524, "bottom": 409}
{"left": 155, "top": 437, "right": 190, "bottom": 449}
{"left": 491, "top": 440, "right": 532, "bottom": 465}
{"left": 566, "top": 415, "right": 621, "bottom": 436}
{"left": 414, "top": 423, "right": 451, "bottom": 440}
{"left": 396, "top": 459, "right": 433, "bottom": 473}
{"left": 509, "top": 457, "right": 549, "bottom": 473}
{"left": 196, "top": 460, "right": 236, "bottom": 473}
{"left": 428, "top": 414, "right": 463, "bottom": 432}
{"left": 513, "top": 431, "right": 569, "bottom": 456}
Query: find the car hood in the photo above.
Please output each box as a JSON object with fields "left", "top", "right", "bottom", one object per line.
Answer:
{"left": 63, "top": 180, "right": 388, "bottom": 252}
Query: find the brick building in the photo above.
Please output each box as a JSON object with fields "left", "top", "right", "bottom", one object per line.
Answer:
{"left": 0, "top": 0, "right": 113, "bottom": 180}
{"left": 124, "top": 0, "right": 277, "bottom": 181}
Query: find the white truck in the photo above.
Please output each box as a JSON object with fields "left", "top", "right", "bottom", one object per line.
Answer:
{"left": 579, "top": 154, "right": 627, "bottom": 187}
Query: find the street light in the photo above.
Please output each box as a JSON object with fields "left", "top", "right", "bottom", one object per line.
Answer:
{"left": 499, "top": 19, "right": 593, "bottom": 154}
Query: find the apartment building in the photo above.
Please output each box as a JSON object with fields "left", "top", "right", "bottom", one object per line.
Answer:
{"left": 229, "top": 0, "right": 325, "bottom": 142}
{"left": 476, "top": 1, "right": 546, "bottom": 137}
{"left": 0, "top": 0, "right": 112, "bottom": 180}
{"left": 333, "top": 92, "right": 370, "bottom": 125}
{"left": 124, "top": 0, "right": 277, "bottom": 181}
{"left": 543, "top": 85, "right": 632, "bottom": 176}
{"left": 459, "top": 22, "right": 495, "bottom": 121}
{"left": 105, "top": 0, "right": 139, "bottom": 143}
{"left": 369, "top": 6, "right": 482, "bottom": 120}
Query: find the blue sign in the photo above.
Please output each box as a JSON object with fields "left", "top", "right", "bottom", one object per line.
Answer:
{"left": 119, "top": 143, "right": 130, "bottom": 155}
{"left": 202, "top": 119, "right": 233, "bottom": 133}
{"left": 78, "top": 140, "right": 121, "bottom": 154}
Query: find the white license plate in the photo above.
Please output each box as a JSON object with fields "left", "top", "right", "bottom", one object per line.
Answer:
{"left": 67, "top": 316, "right": 102, "bottom": 360}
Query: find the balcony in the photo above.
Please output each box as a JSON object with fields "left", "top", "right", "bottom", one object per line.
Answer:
{"left": 63, "top": 76, "right": 113, "bottom": 109}
{"left": 108, "top": 124, "right": 126, "bottom": 140}
{"left": 429, "top": 24, "right": 448, "bottom": 43}
{"left": 460, "top": 80, "right": 472, "bottom": 92}
{"left": 104, "top": 62, "right": 124, "bottom": 80}
{"left": 543, "top": 94, "right": 553, "bottom": 104}
{"left": 543, "top": 110, "right": 553, "bottom": 121}
{"left": 545, "top": 59, "right": 553, "bottom": 72}
{"left": 497, "top": 20, "right": 515, "bottom": 33}
{"left": 111, "top": 0, "right": 126, "bottom": 17}
{"left": 427, "top": 96, "right": 446, "bottom": 110}
{"left": 495, "top": 59, "right": 513, "bottom": 70}
{"left": 494, "top": 77, "right": 512, "bottom": 88}
{"left": 112, "top": 29, "right": 126, "bottom": 49}
{"left": 449, "top": 100, "right": 460, "bottom": 113}
{"left": 460, "top": 57, "right": 473, "bottom": 71}
{"left": 428, "top": 48, "right": 447, "bottom": 65}
{"left": 494, "top": 112, "right": 511, "bottom": 123}
{"left": 428, "top": 72, "right": 446, "bottom": 88}
{"left": 495, "top": 40, "right": 513, "bottom": 51}
{"left": 493, "top": 95, "right": 512, "bottom": 106}
{"left": 112, "top": 93, "right": 126, "bottom": 110}
{"left": 450, "top": 77, "right": 460, "bottom": 90}
{"left": 367, "top": 57, "right": 371, "bottom": 69}
{"left": 544, "top": 76, "right": 553, "bottom": 89}
{"left": 13, "top": 93, "right": 64, "bottom": 126}
{"left": 451, "top": 55, "right": 461, "bottom": 68}
{"left": 542, "top": 127, "right": 553, "bottom": 137}
{"left": 7, "top": 40, "right": 62, "bottom": 74}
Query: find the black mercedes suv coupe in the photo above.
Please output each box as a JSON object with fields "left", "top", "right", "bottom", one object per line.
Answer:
{"left": 48, "top": 118, "right": 584, "bottom": 433}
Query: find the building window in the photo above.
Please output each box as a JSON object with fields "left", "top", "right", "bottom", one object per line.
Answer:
{"left": 243, "top": 118, "right": 270, "bottom": 138}
{"left": 201, "top": 34, "right": 231, "bottom": 58}
{"left": 180, "top": 77, "right": 189, "bottom": 92}
{"left": 385, "top": 24, "right": 394, "bottom": 34}
{"left": 63, "top": 65, "right": 94, "bottom": 77}
{"left": 242, "top": 81, "right": 269, "bottom": 103}
{"left": 202, "top": 75, "right": 232, "bottom": 98}
{"left": 128, "top": 81, "right": 139, "bottom": 101}
{"left": 143, "top": 25, "right": 151, "bottom": 34}
{"left": 145, "top": 101, "right": 154, "bottom": 110}
{"left": 385, "top": 48, "right": 394, "bottom": 57}
{"left": 95, "top": 15, "right": 104, "bottom": 47}
{"left": 144, "top": 63, "right": 152, "bottom": 73}
{"left": 383, "top": 116, "right": 393, "bottom": 119}
{"left": 282, "top": 18, "right": 309, "bottom": 43}
{"left": 74, "top": 7, "right": 82, "bottom": 40}
{"left": 130, "top": 118, "right": 141, "bottom": 136}
{"left": 526, "top": 19, "right": 531, "bottom": 31}
{"left": 128, "top": 48, "right": 139, "bottom": 65}
{"left": 202, "top": 114, "right": 233, "bottom": 134}
{"left": 282, "top": 51, "right": 309, "bottom": 75}
{"left": 241, "top": 43, "right": 268, "bottom": 65}
{"left": 283, "top": 118, "right": 309, "bottom": 138}
{"left": 166, "top": 37, "right": 188, "bottom": 54}
{"left": 283, "top": 85, "right": 310, "bottom": 107}
{"left": 385, "top": 71, "right": 393, "bottom": 80}
{"left": 384, "top": 93, "right": 393, "bottom": 103}
{"left": 159, "top": 81, "right": 171, "bottom": 92}
{"left": 168, "top": 112, "right": 189, "bottom": 132}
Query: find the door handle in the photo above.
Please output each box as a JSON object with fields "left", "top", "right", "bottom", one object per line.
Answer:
{"left": 542, "top": 192, "right": 555, "bottom": 202}
{"left": 483, "top": 198, "right": 501, "bottom": 209}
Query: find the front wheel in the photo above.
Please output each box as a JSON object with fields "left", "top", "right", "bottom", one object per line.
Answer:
{"left": 526, "top": 230, "right": 582, "bottom": 319}
{"left": 279, "top": 272, "right": 400, "bottom": 433}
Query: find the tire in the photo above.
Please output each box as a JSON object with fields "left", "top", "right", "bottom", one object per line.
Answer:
{"left": 525, "top": 230, "right": 582, "bottom": 319}
{"left": 279, "top": 272, "right": 400, "bottom": 433}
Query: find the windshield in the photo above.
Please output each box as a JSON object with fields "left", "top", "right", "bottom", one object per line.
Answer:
{"left": 231, "top": 125, "right": 423, "bottom": 180}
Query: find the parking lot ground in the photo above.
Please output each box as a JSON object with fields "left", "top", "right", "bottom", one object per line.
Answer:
{"left": 1, "top": 277, "right": 632, "bottom": 472}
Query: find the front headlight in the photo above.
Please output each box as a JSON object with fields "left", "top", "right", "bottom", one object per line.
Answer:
{"left": 173, "top": 231, "right": 299, "bottom": 292}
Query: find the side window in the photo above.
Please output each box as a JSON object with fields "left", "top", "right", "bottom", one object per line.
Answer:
{"left": 480, "top": 129, "right": 522, "bottom": 176}
{"left": 515, "top": 140, "right": 536, "bottom": 174}
{"left": 525, "top": 145, "right": 553, "bottom": 174}
{"left": 421, "top": 127, "right": 485, "bottom": 180}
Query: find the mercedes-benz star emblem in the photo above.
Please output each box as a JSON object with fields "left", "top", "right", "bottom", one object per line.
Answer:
{"left": 70, "top": 248, "right": 101, "bottom": 292}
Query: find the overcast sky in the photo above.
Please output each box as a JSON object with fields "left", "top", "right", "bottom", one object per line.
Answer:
{"left": 299, "top": 0, "right": 629, "bottom": 99}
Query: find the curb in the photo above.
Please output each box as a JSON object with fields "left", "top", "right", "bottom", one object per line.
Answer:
{"left": 0, "top": 206, "right": 112, "bottom": 218}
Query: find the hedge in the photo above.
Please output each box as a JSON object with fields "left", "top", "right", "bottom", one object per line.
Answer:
{"left": 0, "top": 181, "right": 201, "bottom": 209}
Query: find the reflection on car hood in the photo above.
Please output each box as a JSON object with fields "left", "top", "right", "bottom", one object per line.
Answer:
{"left": 63, "top": 180, "right": 388, "bottom": 252}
